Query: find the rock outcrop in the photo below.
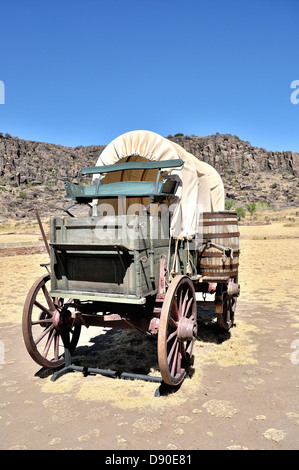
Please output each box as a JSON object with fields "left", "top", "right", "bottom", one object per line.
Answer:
{"left": 0, "top": 131, "right": 298, "bottom": 220}
{"left": 169, "top": 133, "right": 299, "bottom": 210}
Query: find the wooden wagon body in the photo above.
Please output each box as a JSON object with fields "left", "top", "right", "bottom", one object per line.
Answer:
{"left": 22, "top": 131, "right": 240, "bottom": 388}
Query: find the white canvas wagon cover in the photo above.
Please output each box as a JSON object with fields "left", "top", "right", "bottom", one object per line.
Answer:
{"left": 93, "top": 130, "right": 224, "bottom": 239}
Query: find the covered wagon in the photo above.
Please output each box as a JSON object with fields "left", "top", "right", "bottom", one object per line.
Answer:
{"left": 23, "top": 130, "right": 240, "bottom": 387}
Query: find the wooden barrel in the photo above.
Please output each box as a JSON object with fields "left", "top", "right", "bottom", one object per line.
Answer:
{"left": 198, "top": 211, "right": 239, "bottom": 278}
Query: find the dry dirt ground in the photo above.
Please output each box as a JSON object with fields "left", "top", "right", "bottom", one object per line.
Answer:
{"left": 0, "top": 217, "right": 298, "bottom": 451}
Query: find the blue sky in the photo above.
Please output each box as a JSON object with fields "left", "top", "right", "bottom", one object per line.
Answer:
{"left": 0, "top": 0, "right": 298, "bottom": 152}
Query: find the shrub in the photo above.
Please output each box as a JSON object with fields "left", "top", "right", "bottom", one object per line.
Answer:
{"left": 225, "top": 199, "right": 235, "bottom": 210}
{"left": 235, "top": 206, "right": 246, "bottom": 220}
{"left": 246, "top": 202, "right": 256, "bottom": 217}
{"left": 256, "top": 200, "right": 270, "bottom": 212}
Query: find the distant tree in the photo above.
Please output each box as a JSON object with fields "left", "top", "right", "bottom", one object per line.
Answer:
{"left": 246, "top": 202, "right": 256, "bottom": 217}
{"left": 256, "top": 200, "right": 270, "bottom": 212}
{"left": 225, "top": 199, "right": 235, "bottom": 210}
{"left": 174, "top": 133, "right": 184, "bottom": 137}
{"left": 235, "top": 206, "right": 246, "bottom": 220}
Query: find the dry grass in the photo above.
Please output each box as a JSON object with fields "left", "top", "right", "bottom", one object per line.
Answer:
{"left": 238, "top": 221, "right": 299, "bottom": 308}
{"left": 0, "top": 253, "right": 49, "bottom": 323}
{"left": 0, "top": 213, "right": 298, "bottom": 409}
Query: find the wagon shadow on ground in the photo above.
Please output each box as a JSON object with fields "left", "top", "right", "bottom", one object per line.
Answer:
{"left": 196, "top": 305, "right": 231, "bottom": 344}
{"left": 72, "top": 328, "right": 159, "bottom": 376}
{"left": 35, "top": 306, "right": 231, "bottom": 388}
{"left": 71, "top": 306, "right": 230, "bottom": 374}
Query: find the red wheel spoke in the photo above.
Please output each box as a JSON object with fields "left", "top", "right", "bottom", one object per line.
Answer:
{"left": 181, "top": 289, "right": 189, "bottom": 315}
{"left": 168, "top": 336, "right": 178, "bottom": 364}
{"left": 35, "top": 323, "right": 55, "bottom": 346}
{"left": 226, "top": 299, "right": 230, "bottom": 323}
{"left": 170, "top": 341, "right": 179, "bottom": 377}
{"left": 180, "top": 342, "right": 187, "bottom": 361}
{"left": 171, "top": 298, "right": 180, "bottom": 321}
{"left": 167, "top": 330, "right": 177, "bottom": 343}
{"left": 31, "top": 318, "right": 53, "bottom": 326}
{"left": 34, "top": 300, "right": 53, "bottom": 317}
{"left": 176, "top": 345, "right": 182, "bottom": 374}
{"left": 42, "top": 328, "right": 56, "bottom": 358}
{"left": 185, "top": 340, "right": 193, "bottom": 355}
{"left": 178, "top": 289, "right": 183, "bottom": 313}
{"left": 42, "top": 283, "right": 56, "bottom": 311}
{"left": 168, "top": 316, "right": 178, "bottom": 329}
{"left": 184, "top": 297, "right": 193, "bottom": 317}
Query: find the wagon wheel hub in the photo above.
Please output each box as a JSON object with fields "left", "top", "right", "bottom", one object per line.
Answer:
{"left": 52, "top": 307, "right": 72, "bottom": 331}
{"left": 177, "top": 316, "right": 197, "bottom": 342}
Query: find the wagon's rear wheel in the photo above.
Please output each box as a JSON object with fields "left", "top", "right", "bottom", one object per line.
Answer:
{"left": 22, "top": 273, "right": 81, "bottom": 369}
{"left": 216, "top": 276, "right": 239, "bottom": 330}
{"left": 158, "top": 275, "right": 197, "bottom": 386}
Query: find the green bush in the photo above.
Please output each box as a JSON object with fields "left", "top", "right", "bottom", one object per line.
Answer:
{"left": 225, "top": 199, "right": 235, "bottom": 210}
{"left": 18, "top": 191, "right": 26, "bottom": 199}
{"left": 235, "top": 206, "right": 246, "bottom": 220}
{"left": 246, "top": 202, "right": 256, "bottom": 217}
{"left": 256, "top": 200, "right": 270, "bottom": 212}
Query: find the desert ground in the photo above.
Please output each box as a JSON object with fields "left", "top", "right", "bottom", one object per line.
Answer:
{"left": 0, "top": 210, "right": 298, "bottom": 451}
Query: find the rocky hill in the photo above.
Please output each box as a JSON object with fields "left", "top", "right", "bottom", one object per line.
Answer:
{"left": 0, "top": 131, "right": 298, "bottom": 220}
{"left": 168, "top": 132, "right": 299, "bottom": 210}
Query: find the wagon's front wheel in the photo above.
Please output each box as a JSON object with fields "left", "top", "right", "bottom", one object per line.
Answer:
{"left": 22, "top": 273, "right": 81, "bottom": 369}
{"left": 158, "top": 275, "right": 197, "bottom": 386}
